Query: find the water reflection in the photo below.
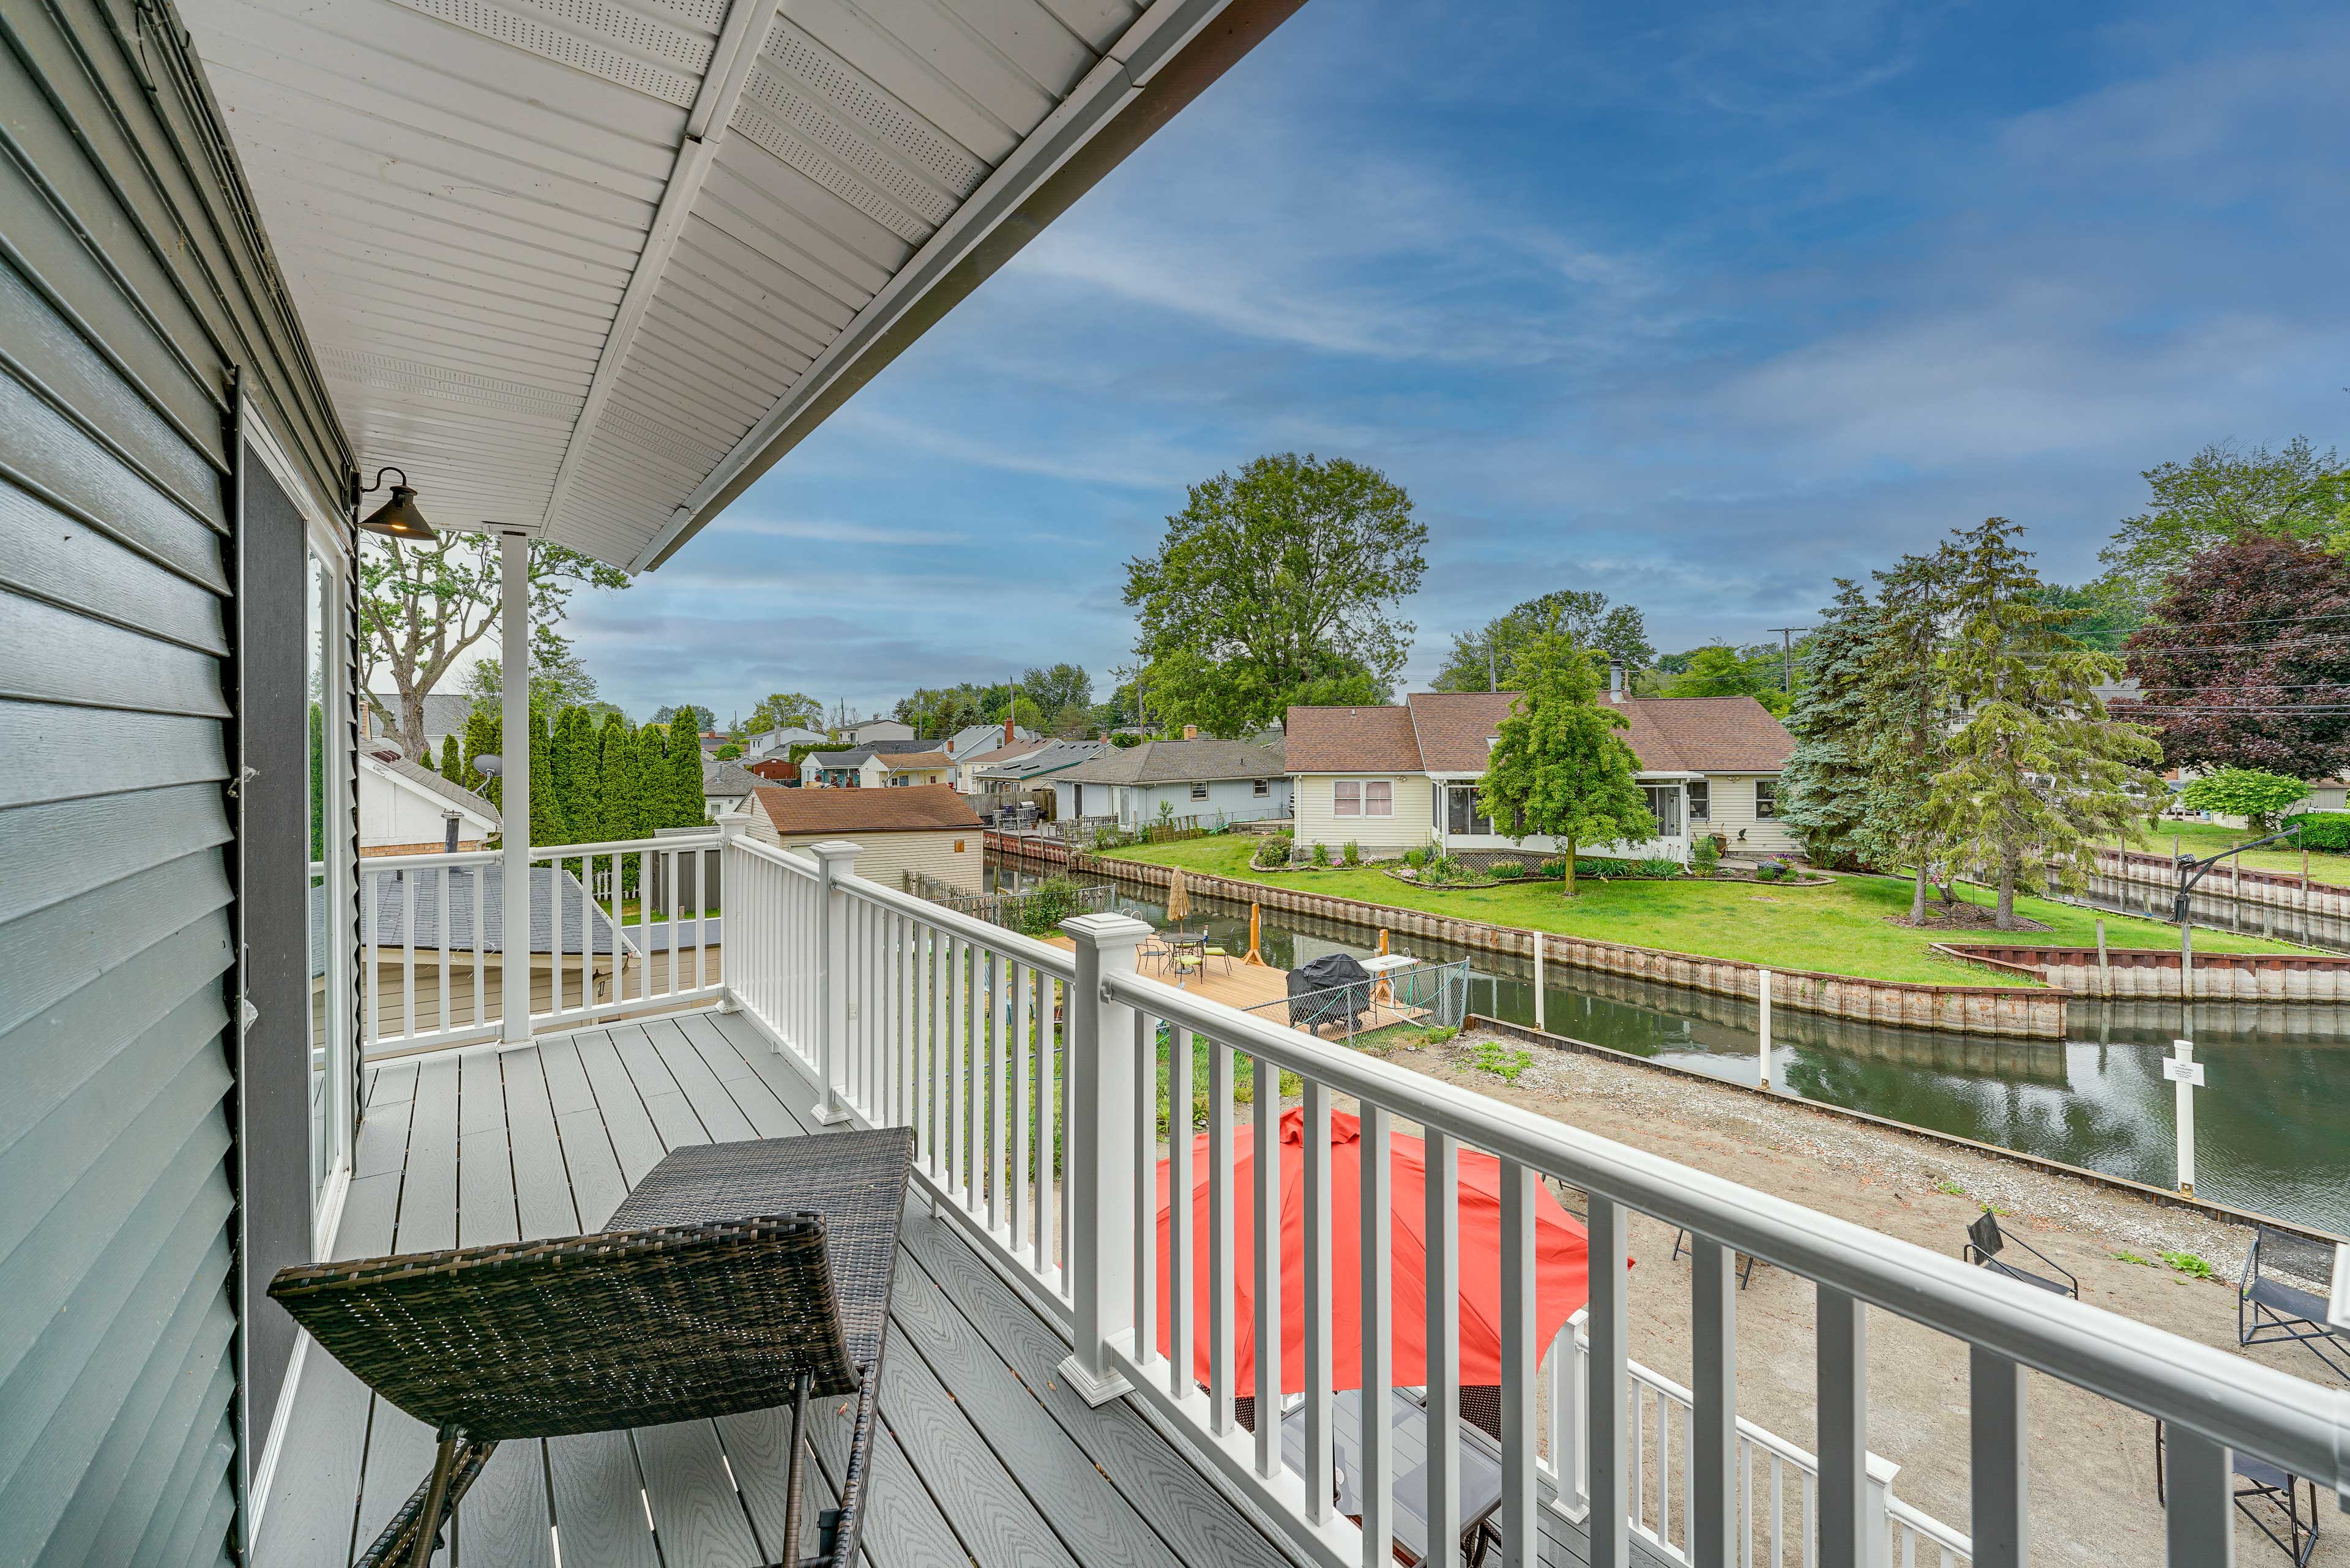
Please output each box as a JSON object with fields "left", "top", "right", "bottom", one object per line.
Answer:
{"left": 990, "top": 857, "right": 2350, "bottom": 1236}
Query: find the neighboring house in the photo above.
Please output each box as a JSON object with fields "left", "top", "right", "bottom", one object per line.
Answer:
{"left": 946, "top": 721, "right": 1037, "bottom": 761}
{"left": 959, "top": 737, "right": 1050, "bottom": 794}
{"left": 745, "top": 758, "right": 798, "bottom": 784}
{"left": 703, "top": 758, "right": 761, "bottom": 819}
{"left": 357, "top": 746, "right": 499, "bottom": 854}
{"left": 362, "top": 690, "right": 473, "bottom": 760}
{"left": 969, "top": 738, "right": 1108, "bottom": 808}
{"left": 803, "top": 737, "right": 947, "bottom": 786}
{"left": 1050, "top": 737, "right": 1289, "bottom": 827}
{"left": 741, "top": 725, "right": 828, "bottom": 760}
{"left": 1285, "top": 692, "right": 1798, "bottom": 864}
{"left": 742, "top": 783, "right": 984, "bottom": 891}
{"left": 844, "top": 718, "right": 914, "bottom": 744}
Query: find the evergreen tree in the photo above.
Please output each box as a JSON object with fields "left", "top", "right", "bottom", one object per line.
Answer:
{"left": 553, "top": 707, "right": 600, "bottom": 838}
{"left": 527, "top": 707, "right": 570, "bottom": 846}
{"left": 463, "top": 707, "right": 501, "bottom": 805}
{"left": 597, "top": 711, "right": 636, "bottom": 839}
{"left": 1474, "top": 632, "right": 1655, "bottom": 896}
{"left": 634, "top": 724, "right": 671, "bottom": 829}
{"left": 665, "top": 706, "right": 709, "bottom": 824}
{"left": 1778, "top": 580, "right": 1879, "bottom": 867}
{"left": 1860, "top": 547, "right": 1956, "bottom": 920}
{"left": 438, "top": 731, "right": 464, "bottom": 786}
{"left": 1924, "top": 518, "right": 2162, "bottom": 929}
{"left": 310, "top": 701, "right": 327, "bottom": 862}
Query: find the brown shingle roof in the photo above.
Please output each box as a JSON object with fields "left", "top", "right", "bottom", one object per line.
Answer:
{"left": 1288, "top": 693, "right": 1791, "bottom": 775}
{"left": 750, "top": 783, "right": 982, "bottom": 835}
{"left": 1285, "top": 706, "right": 1423, "bottom": 772}
{"left": 875, "top": 750, "right": 953, "bottom": 770}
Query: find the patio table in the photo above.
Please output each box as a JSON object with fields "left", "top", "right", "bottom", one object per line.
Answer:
{"left": 1280, "top": 1387, "right": 1505, "bottom": 1565}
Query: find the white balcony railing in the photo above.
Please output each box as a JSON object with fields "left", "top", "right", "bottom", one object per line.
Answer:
{"left": 712, "top": 824, "right": 2344, "bottom": 1568}
{"left": 357, "top": 834, "right": 723, "bottom": 1055}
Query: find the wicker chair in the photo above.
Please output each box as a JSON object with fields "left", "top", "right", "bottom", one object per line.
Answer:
{"left": 270, "top": 1128, "right": 914, "bottom": 1568}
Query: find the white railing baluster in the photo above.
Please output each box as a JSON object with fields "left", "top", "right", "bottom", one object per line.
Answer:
{"left": 469, "top": 864, "right": 485, "bottom": 1032}
{"left": 1499, "top": 1157, "right": 1537, "bottom": 1568}
{"left": 1818, "top": 1286, "right": 1868, "bottom": 1568}
{"left": 947, "top": 934, "right": 965, "bottom": 1199}
{"left": 1695, "top": 1236, "right": 1737, "bottom": 1568}
{"left": 1588, "top": 1193, "right": 1632, "bottom": 1568}
{"left": 1968, "top": 1347, "right": 2025, "bottom": 1568}
{"left": 1252, "top": 1048, "right": 1282, "bottom": 1483}
{"left": 1013, "top": 960, "right": 1033, "bottom": 1255}
{"left": 1133, "top": 1010, "right": 1158, "bottom": 1383}
{"left": 1207, "top": 1034, "right": 1236, "bottom": 1435}
{"left": 1168, "top": 1025, "right": 1195, "bottom": 1403}
{"left": 1303, "top": 1077, "right": 1334, "bottom": 1525}
{"left": 401, "top": 868, "right": 417, "bottom": 1037}
{"left": 362, "top": 870, "right": 380, "bottom": 1049}
{"left": 1359, "top": 1104, "right": 1394, "bottom": 1566}
{"left": 1630, "top": 1385, "right": 1646, "bottom": 1544}
{"left": 987, "top": 949, "right": 1005, "bottom": 1233}
{"left": 1426, "top": 1129, "right": 1461, "bottom": 1560}
{"left": 436, "top": 867, "right": 450, "bottom": 1036}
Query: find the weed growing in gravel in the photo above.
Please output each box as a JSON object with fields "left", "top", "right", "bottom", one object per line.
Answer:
{"left": 1933, "top": 1178, "right": 1968, "bottom": 1197}
{"left": 2113, "top": 1250, "right": 2155, "bottom": 1266}
{"left": 1472, "top": 1043, "right": 1535, "bottom": 1083}
{"left": 2160, "top": 1250, "right": 2214, "bottom": 1279}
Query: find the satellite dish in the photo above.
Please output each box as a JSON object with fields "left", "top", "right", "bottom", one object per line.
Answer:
{"left": 474, "top": 755, "right": 503, "bottom": 777}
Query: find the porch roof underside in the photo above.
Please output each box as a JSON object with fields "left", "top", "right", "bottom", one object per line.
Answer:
{"left": 182, "top": 0, "right": 1298, "bottom": 570}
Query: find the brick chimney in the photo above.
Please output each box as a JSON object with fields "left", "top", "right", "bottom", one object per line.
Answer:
{"left": 1183, "top": 723, "right": 1198, "bottom": 740}
{"left": 1004, "top": 715, "right": 1014, "bottom": 744}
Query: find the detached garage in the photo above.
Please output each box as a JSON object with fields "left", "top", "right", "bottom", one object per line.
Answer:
{"left": 744, "top": 783, "right": 985, "bottom": 892}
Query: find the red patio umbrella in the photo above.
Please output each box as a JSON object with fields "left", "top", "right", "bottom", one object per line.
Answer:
{"left": 1153, "top": 1107, "right": 1601, "bottom": 1397}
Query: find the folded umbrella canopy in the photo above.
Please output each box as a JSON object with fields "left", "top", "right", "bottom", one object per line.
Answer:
{"left": 1154, "top": 1107, "right": 1602, "bottom": 1396}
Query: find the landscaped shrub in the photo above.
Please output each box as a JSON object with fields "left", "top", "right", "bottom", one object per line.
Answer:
{"left": 1403, "top": 847, "right": 1427, "bottom": 869}
{"left": 1537, "top": 857, "right": 1569, "bottom": 880}
{"left": 1014, "top": 876, "right": 1086, "bottom": 937}
{"left": 1491, "top": 860, "right": 1526, "bottom": 879}
{"left": 1341, "top": 840, "right": 1362, "bottom": 866}
{"left": 1573, "top": 857, "right": 1632, "bottom": 881}
{"left": 1421, "top": 851, "right": 1466, "bottom": 884}
{"left": 1635, "top": 857, "right": 1683, "bottom": 879}
{"left": 1754, "top": 858, "right": 1789, "bottom": 882}
{"left": 1311, "top": 840, "right": 1332, "bottom": 867}
{"left": 1690, "top": 834, "right": 1721, "bottom": 876}
{"left": 1251, "top": 833, "right": 1294, "bottom": 869}
{"left": 2282, "top": 812, "right": 2350, "bottom": 851}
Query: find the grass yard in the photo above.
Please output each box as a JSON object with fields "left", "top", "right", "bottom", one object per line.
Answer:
{"left": 1095, "top": 835, "right": 2311, "bottom": 985}
{"left": 615, "top": 899, "right": 720, "bottom": 925}
{"left": 2103, "top": 821, "right": 2350, "bottom": 886}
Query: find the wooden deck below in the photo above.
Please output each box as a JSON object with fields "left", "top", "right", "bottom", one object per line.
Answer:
{"left": 254, "top": 1012, "right": 1300, "bottom": 1568}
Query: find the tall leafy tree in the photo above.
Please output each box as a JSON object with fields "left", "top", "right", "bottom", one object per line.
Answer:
{"left": 526, "top": 707, "right": 570, "bottom": 846}
{"left": 310, "top": 700, "right": 326, "bottom": 862}
{"left": 360, "top": 535, "right": 627, "bottom": 758}
{"left": 1778, "top": 580, "right": 1879, "bottom": 867}
{"left": 2097, "top": 437, "right": 2344, "bottom": 605}
{"left": 463, "top": 706, "right": 501, "bottom": 805}
{"left": 1661, "top": 644, "right": 1789, "bottom": 715}
{"left": 2177, "top": 769, "right": 2310, "bottom": 835}
{"left": 1926, "top": 518, "right": 2162, "bottom": 928}
{"left": 1861, "top": 548, "right": 1957, "bottom": 920}
{"left": 596, "top": 712, "right": 638, "bottom": 839}
{"left": 1474, "top": 634, "right": 1655, "bottom": 896}
{"left": 2116, "top": 535, "right": 2350, "bottom": 777}
{"left": 1020, "top": 663, "right": 1092, "bottom": 719}
{"left": 746, "top": 692, "right": 823, "bottom": 734}
{"left": 1125, "top": 453, "right": 1426, "bottom": 735}
{"left": 1434, "top": 589, "right": 1652, "bottom": 693}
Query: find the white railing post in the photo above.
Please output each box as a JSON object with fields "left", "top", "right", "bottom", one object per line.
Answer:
{"left": 810, "top": 840, "right": 861, "bottom": 1125}
{"left": 715, "top": 812, "right": 750, "bottom": 1014}
{"left": 1863, "top": 1454, "right": 1899, "bottom": 1568}
{"left": 1056, "top": 911, "right": 1154, "bottom": 1405}
{"left": 498, "top": 529, "right": 532, "bottom": 1044}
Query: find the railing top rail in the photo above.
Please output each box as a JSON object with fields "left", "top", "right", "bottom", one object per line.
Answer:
{"left": 360, "top": 848, "right": 502, "bottom": 869}
{"left": 1104, "top": 968, "right": 2348, "bottom": 1487}
{"left": 1887, "top": 1496, "right": 1975, "bottom": 1555}
{"left": 726, "top": 834, "right": 821, "bottom": 879}
{"left": 835, "top": 868, "right": 1080, "bottom": 981}
{"left": 524, "top": 832, "right": 722, "bottom": 856}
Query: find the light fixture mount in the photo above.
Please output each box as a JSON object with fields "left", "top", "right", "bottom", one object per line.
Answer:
{"left": 353, "top": 466, "right": 437, "bottom": 542}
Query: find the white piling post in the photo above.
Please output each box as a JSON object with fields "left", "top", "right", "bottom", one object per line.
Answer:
{"left": 2168, "top": 1039, "right": 2201, "bottom": 1198}
{"left": 1532, "top": 930, "right": 1546, "bottom": 1034}
{"left": 1757, "top": 968, "right": 1773, "bottom": 1090}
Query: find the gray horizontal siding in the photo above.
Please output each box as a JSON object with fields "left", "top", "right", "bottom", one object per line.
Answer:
{"left": 0, "top": 0, "right": 351, "bottom": 1556}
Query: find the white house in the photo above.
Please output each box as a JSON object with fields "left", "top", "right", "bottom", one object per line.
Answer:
{"left": 967, "top": 738, "right": 1106, "bottom": 811}
{"left": 356, "top": 748, "right": 499, "bottom": 854}
{"left": 703, "top": 758, "right": 761, "bottom": 821}
{"left": 1284, "top": 691, "right": 1798, "bottom": 865}
{"left": 843, "top": 717, "right": 914, "bottom": 744}
{"left": 958, "top": 737, "right": 1049, "bottom": 794}
{"left": 1051, "top": 736, "right": 1289, "bottom": 828}
{"left": 742, "top": 782, "right": 983, "bottom": 892}
{"left": 802, "top": 740, "right": 953, "bottom": 788}
{"left": 740, "top": 725, "right": 827, "bottom": 760}
{"left": 946, "top": 721, "right": 1037, "bottom": 762}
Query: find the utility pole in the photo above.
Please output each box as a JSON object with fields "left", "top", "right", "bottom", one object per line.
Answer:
{"left": 1487, "top": 637, "right": 1496, "bottom": 693}
{"left": 1769, "top": 626, "right": 1803, "bottom": 694}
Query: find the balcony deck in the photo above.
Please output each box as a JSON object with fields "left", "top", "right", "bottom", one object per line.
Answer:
{"left": 253, "top": 1011, "right": 1302, "bottom": 1568}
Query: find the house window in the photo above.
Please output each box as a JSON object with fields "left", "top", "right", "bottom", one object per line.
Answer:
{"left": 1687, "top": 781, "right": 1709, "bottom": 823}
{"left": 1253, "top": 778, "right": 1269, "bottom": 797}
{"left": 1446, "top": 785, "right": 1491, "bottom": 836}
{"left": 1191, "top": 781, "right": 1209, "bottom": 801}
{"left": 1755, "top": 780, "right": 1778, "bottom": 819}
{"left": 1334, "top": 780, "right": 1360, "bottom": 816}
{"left": 1642, "top": 785, "right": 1682, "bottom": 838}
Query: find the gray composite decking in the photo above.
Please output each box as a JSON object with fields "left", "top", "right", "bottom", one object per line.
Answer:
{"left": 252, "top": 1010, "right": 1305, "bottom": 1568}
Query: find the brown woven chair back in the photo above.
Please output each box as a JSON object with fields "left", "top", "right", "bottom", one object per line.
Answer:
{"left": 269, "top": 1215, "right": 859, "bottom": 1440}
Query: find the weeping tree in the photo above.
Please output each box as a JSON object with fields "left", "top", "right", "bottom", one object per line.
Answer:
{"left": 1474, "top": 632, "right": 1655, "bottom": 896}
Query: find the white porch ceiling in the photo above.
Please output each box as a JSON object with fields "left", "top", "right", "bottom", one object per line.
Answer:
{"left": 182, "top": 0, "right": 1296, "bottom": 569}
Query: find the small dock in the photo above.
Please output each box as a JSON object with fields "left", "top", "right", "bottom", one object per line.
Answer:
{"left": 1042, "top": 937, "right": 1433, "bottom": 1034}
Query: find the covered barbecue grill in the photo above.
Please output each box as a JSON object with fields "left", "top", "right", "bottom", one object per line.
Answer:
{"left": 1288, "top": 952, "right": 1375, "bottom": 1031}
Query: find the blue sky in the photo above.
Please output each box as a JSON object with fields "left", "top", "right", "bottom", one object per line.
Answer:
{"left": 566, "top": 0, "right": 2348, "bottom": 726}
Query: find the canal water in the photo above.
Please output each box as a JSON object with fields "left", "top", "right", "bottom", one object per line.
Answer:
{"left": 989, "top": 858, "right": 2350, "bottom": 1238}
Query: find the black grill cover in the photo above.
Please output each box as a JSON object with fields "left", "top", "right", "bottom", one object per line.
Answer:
{"left": 1288, "top": 952, "right": 1372, "bottom": 1027}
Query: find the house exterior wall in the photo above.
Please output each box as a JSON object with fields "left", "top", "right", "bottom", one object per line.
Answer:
{"left": 1699, "top": 773, "right": 1800, "bottom": 853}
{"left": 875, "top": 763, "right": 953, "bottom": 788}
{"left": 358, "top": 766, "right": 483, "bottom": 849}
{"left": 1291, "top": 773, "right": 1436, "bottom": 856}
{"left": 1, "top": 0, "right": 357, "bottom": 1556}
{"left": 747, "top": 817, "right": 980, "bottom": 892}
{"left": 1427, "top": 774, "right": 1688, "bottom": 863}
{"left": 1109, "top": 776, "right": 1291, "bottom": 827}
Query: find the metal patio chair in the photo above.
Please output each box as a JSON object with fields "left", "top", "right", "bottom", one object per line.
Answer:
{"left": 2237, "top": 1225, "right": 2349, "bottom": 1381}
{"left": 269, "top": 1129, "right": 914, "bottom": 1568}
{"left": 1960, "top": 1210, "right": 2078, "bottom": 1298}
{"left": 1672, "top": 1228, "right": 1758, "bottom": 1288}
{"left": 2156, "top": 1419, "right": 2322, "bottom": 1566}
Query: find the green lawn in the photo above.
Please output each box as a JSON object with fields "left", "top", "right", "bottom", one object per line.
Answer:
{"left": 1096, "top": 836, "right": 2310, "bottom": 985}
{"left": 2103, "top": 821, "right": 2350, "bottom": 886}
